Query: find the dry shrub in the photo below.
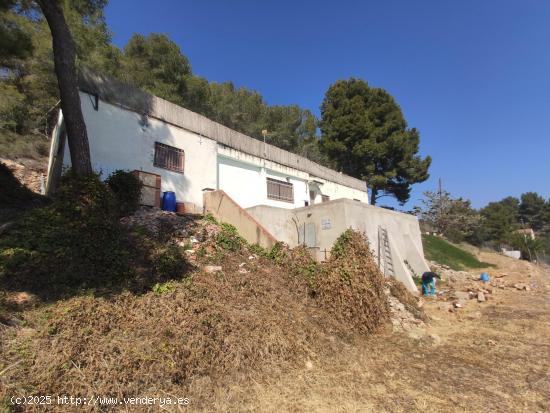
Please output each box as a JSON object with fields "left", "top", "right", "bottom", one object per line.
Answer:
{"left": 0, "top": 242, "right": 338, "bottom": 412}
{"left": 275, "top": 244, "right": 320, "bottom": 291}
{"left": 388, "top": 278, "right": 428, "bottom": 322}
{"left": 0, "top": 224, "right": 394, "bottom": 411}
{"left": 317, "top": 229, "right": 390, "bottom": 334}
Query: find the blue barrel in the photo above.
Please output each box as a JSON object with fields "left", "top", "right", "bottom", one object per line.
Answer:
{"left": 480, "top": 272, "right": 490, "bottom": 283}
{"left": 162, "top": 191, "right": 176, "bottom": 212}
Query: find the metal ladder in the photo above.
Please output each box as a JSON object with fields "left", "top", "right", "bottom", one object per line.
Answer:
{"left": 378, "top": 226, "right": 395, "bottom": 277}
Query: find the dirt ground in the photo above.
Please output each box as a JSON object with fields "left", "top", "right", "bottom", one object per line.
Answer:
{"left": 234, "top": 252, "right": 550, "bottom": 412}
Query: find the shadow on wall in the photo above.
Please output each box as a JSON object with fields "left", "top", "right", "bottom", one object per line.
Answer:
{"left": 51, "top": 68, "right": 207, "bottom": 208}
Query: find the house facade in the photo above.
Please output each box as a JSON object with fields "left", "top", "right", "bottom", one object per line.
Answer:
{"left": 46, "top": 70, "right": 369, "bottom": 210}
{"left": 46, "top": 70, "right": 429, "bottom": 293}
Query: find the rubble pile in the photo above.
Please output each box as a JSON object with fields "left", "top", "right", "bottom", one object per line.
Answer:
{"left": 442, "top": 283, "right": 494, "bottom": 309}
{"left": 386, "top": 288, "right": 425, "bottom": 331}
{"left": 431, "top": 267, "right": 540, "bottom": 313}
{"left": 120, "top": 207, "right": 219, "bottom": 238}
{"left": 429, "top": 261, "right": 470, "bottom": 282}
{"left": 120, "top": 207, "right": 222, "bottom": 266}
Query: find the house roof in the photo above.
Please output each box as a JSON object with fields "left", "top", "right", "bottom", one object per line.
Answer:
{"left": 78, "top": 69, "right": 368, "bottom": 193}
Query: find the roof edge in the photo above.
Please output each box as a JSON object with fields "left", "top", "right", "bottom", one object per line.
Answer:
{"left": 78, "top": 68, "right": 368, "bottom": 193}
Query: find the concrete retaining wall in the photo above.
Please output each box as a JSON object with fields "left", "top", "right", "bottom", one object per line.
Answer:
{"left": 203, "top": 190, "right": 278, "bottom": 249}
{"left": 247, "top": 199, "right": 429, "bottom": 292}
{"left": 246, "top": 205, "right": 299, "bottom": 244}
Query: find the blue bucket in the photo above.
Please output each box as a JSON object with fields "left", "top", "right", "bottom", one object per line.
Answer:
{"left": 162, "top": 191, "right": 176, "bottom": 212}
{"left": 480, "top": 272, "right": 490, "bottom": 283}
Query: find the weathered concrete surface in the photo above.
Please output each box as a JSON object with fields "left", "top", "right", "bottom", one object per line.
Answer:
{"left": 247, "top": 200, "right": 429, "bottom": 292}
{"left": 246, "top": 205, "right": 299, "bottom": 243}
{"left": 79, "top": 69, "right": 367, "bottom": 193}
{"left": 203, "top": 190, "right": 278, "bottom": 249}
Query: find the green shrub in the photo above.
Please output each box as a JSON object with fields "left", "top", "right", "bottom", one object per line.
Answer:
{"left": 152, "top": 245, "right": 189, "bottom": 279}
{"left": 331, "top": 229, "right": 355, "bottom": 259}
{"left": 215, "top": 223, "right": 245, "bottom": 251}
{"left": 507, "top": 232, "right": 543, "bottom": 261}
{"left": 204, "top": 213, "right": 218, "bottom": 224}
{"left": 268, "top": 242, "right": 286, "bottom": 262}
{"left": 249, "top": 242, "right": 286, "bottom": 261}
{"left": 249, "top": 243, "right": 267, "bottom": 256}
{"left": 152, "top": 280, "right": 176, "bottom": 294}
{"left": 105, "top": 170, "right": 142, "bottom": 217}
{"left": 0, "top": 171, "right": 134, "bottom": 299}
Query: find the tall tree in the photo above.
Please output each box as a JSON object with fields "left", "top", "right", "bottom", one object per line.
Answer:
{"left": 480, "top": 197, "right": 520, "bottom": 243}
{"left": 518, "top": 192, "right": 547, "bottom": 231}
{"left": 121, "top": 33, "right": 192, "bottom": 107}
{"left": 418, "top": 190, "right": 481, "bottom": 242}
{"left": 319, "top": 78, "right": 431, "bottom": 205}
{"left": 36, "top": 0, "right": 91, "bottom": 174}
{"left": 1, "top": 0, "right": 118, "bottom": 138}
{"left": 0, "top": 0, "right": 33, "bottom": 65}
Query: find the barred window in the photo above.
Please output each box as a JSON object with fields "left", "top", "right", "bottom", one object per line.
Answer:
{"left": 267, "top": 177, "right": 294, "bottom": 203}
{"left": 154, "top": 142, "right": 184, "bottom": 173}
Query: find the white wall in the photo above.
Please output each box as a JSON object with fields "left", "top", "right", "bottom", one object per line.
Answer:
{"left": 63, "top": 92, "right": 218, "bottom": 208}
{"left": 217, "top": 154, "right": 310, "bottom": 209}
{"left": 246, "top": 200, "right": 428, "bottom": 292}
{"left": 217, "top": 145, "right": 369, "bottom": 209}
{"left": 265, "top": 169, "right": 309, "bottom": 209}
{"left": 60, "top": 92, "right": 368, "bottom": 210}
{"left": 218, "top": 156, "right": 264, "bottom": 209}
{"left": 314, "top": 178, "right": 369, "bottom": 204}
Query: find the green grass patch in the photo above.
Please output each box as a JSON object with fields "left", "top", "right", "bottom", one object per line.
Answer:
{"left": 422, "top": 234, "right": 494, "bottom": 271}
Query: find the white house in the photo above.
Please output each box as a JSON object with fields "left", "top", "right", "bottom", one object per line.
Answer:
{"left": 46, "top": 70, "right": 369, "bottom": 210}
{"left": 46, "top": 70, "right": 430, "bottom": 293}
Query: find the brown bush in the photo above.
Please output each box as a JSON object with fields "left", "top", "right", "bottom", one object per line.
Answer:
{"left": 0, "top": 240, "right": 337, "bottom": 411}
{"left": 316, "top": 229, "right": 390, "bottom": 334}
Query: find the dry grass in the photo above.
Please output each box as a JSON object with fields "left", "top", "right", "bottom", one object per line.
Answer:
{"left": 1, "top": 223, "right": 548, "bottom": 412}
{"left": 0, "top": 227, "right": 397, "bottom": 412}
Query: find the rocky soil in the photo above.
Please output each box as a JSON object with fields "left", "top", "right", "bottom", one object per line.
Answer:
{"left": 0, "top": 157, "right": 46, "bottom": 194}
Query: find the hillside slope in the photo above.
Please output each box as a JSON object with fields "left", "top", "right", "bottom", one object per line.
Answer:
{"left": 0, "top": 206, "right": 424, "bottom": 412}
{"left": 422, "top": 234, "right": 494, "bottom": 270}
{"left": 1, "top": 171, "right": 548, "bottom": 412}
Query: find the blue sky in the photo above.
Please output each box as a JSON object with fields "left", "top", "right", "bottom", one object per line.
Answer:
{"left": 105, "top": 0, "right": 550, "bottom": 209}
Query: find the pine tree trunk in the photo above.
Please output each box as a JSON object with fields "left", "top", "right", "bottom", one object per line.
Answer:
{"left": 37, "top": 0, "right": 92, "bottom": 175}
{"left": 370, "top": 187, "right": 377, "bottom": 205}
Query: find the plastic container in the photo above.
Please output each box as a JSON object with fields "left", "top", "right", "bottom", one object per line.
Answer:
{"left": 176, "top": 202, "right": 186, "bottom": 215}
{"left": 162, "top": 191, "right": 176, "bottom": 212}
{"left": 479, "top": 272, "right": 490, "bottom": 283}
